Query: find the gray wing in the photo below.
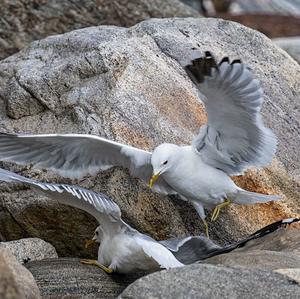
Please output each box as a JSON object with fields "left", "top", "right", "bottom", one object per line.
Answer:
{"left": 0, "top": 168, "right": 123, "bottom": 232}
{"left": 134, "top": 234, "right": 183, "bottom": 269}
{"left": 159, "top": 236, "right": 222, "bottom": 264}
{"left": 184, "top": 52, "right": 277, "bottom": 175}
{"left": 0, "top": 133, "right": 175, "bottom": 195}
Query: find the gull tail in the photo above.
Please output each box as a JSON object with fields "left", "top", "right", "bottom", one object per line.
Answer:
{"left": 232, "top": 188, "right": 281, "bottom": 205}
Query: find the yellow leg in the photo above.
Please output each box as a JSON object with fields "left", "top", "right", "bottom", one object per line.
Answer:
{"left": 203, "top": 219, "right": 209, "bottom": 239}
{"left": 211, "top": 199, "right": 231, "bottom": 221}
{"left": 80, "top": 259, "right": 113, "bottom": 274}
{"left": 211, "top": 206, "right": 220, "bottom": 222}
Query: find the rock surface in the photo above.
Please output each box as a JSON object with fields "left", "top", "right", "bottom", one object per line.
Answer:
{"left": 119, "top": 263, "right": 300, "bottom": 299}
{"left": 0, "top": 248, "right": 41, "bottom": 299}
{"left": 235, "top": 226, "right": 300, "bottom": 254}
{"left": 203, "top": 227, "right": 300, "bottom": 270}
{"left": 275, "top": 268, "right": 300, "bottom": 284}
{"left": 0, "top": 18, "right": 299, "bottom": 256}
{"left": 0, "top": 238, "right": 58, "bottom": 264}
{"left": 26, "top": 258, "right": 142, "bottom": 299}
{"left": 0, "top": 0, "right": 200, "bottom": 60}
{"left": 273, "top": 37, "right": 300, "bottom": 64}
{"left": 203, "top": 249, "right": 300, "bottom": 271}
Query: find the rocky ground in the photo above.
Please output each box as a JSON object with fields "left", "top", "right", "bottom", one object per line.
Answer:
{"left": 0, "top": 225, "right": 299, "bottom": 298}
{"left": 0, "top": 0, "right": 299, "bottom": 298}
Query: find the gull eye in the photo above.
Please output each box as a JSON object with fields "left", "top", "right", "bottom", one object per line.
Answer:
{"left": 96, "top": 231, "right": 99, "bottom": 236}
{"left": 163, "top": 160, "right": 168, "bottom": 165}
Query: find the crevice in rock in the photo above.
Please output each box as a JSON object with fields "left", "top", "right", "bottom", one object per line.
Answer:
{"left": 2, "top": 205, "right": 29, "bottom": 237}
{"left": 13, "top": 75, "right": 49, "bottom": 112}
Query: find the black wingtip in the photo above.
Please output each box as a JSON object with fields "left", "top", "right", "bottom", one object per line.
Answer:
{"left": 185, "top": 51, "right": 218, "bottom": 84}
{"left": 205, "top": 51, "right": 213, "bottom": 58}
{"left": 219, "top": 57, "right": 230, "bottom": 65}
{"left": 218, "top": 57, "right": 244, "bottom": 68}
{"left": 231, "top": 59, "right": 242, "bottom": 65}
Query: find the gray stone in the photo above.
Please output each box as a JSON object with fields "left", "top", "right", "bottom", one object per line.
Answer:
{"left": 0, "top": 18, "right": 299, "bottom": 256}
{"left": 25, "top": 258, "right": 143, "bottom": 299}
{"left": 119, "top": 263, "right": 300, "bottom": 299}
{"left": 235, "top": 227, "right": 300, "bottom": 255}
{"left": 202, "top": 227, "right": 300, "bottom": 271}
{"left": 275, "top": 268, "right": 300, "bottom": 284}
{"left": 0, "top": 248, "right": 41, "bottom": 299}
{"left": 0, "top": 0, "right": 200, "bottom": 60}
{"left": 203, "top": 249, "right": 300, "bottom": 271}
{"left": 0, "top": 238, "right": 58, "bottom": 264}
{"left": 273, "top": 36, "right": 300, "bottom": 64}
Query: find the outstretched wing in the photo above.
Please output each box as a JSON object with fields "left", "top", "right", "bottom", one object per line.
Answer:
{"left": 184, "top": 51, "right": 277, "bottom": 175}
{"left": 0, "top": 133, "right": 175, "bottom": 194}
{"left": 162, "top": 218, "right": 300, "bottom": 264}
{"left": 0, "top": 168, "right": 123, "bottom": 232}
{"left": 159, "top": 236, "right": 222, "bottom": 264}
{"left": 135, "top": 234, "right": 184, "bottom": 269}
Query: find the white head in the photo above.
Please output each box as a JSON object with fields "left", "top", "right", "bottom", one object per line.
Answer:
{"left": 93, "top": 226, "right": 103, "bottom": 242}
{"left": 149, "top": 143, "right": 179, "bottom": 187}
{"left": 85, "top": 226, "right": 103, "bottom": 248}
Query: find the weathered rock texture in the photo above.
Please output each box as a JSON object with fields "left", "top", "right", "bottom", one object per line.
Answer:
{"left": 203, "top": 250, "right": 300, "bottom": 271}
{"left": 202, "top": 227, "right": 300, "bottom": 278}
{"left": 273, "top": 37, "right": 300, "bottom": 64}
{"left": 0, "top": 0, "right": 200, "bottom": 60}
{"left": 236, "top": 226, "right": 300, "bottom": 254}
{"left": 119, "top": 263, "right": 300, "bottom": 299}
{"left": 0, "top": 248, "right": 41, "bottom": 299}
{"left": 275, "top": 268, "right": 300, "bottom": 284}
{"left": 0, "top": 18, "right": 299, "bottom": 256}
{"left": 26, "top": 258, "right": 142, "bottom": 299}
{"left": 0, "top": 238, "right": 58, "bottom": 264}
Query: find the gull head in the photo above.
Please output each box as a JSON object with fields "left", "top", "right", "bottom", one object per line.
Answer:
{"left": 85, "top": 226, "right": 103, "bottom": 248}
{"left": 149, "top": 143, "right": 179, "bottom": 188}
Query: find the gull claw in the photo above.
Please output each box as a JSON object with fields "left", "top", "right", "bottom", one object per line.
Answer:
{"left": 211, "top": 199, "right": 231, "bottom": 222}
{"left": 80, "top": 259, "right": 113, "bottom": 274}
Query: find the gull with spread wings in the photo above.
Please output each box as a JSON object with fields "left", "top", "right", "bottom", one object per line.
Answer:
{"left": 0, "top": 52, "right": 280, "bottom": 236}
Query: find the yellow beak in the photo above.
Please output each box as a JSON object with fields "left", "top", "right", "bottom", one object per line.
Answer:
{"left": 85, "top": 239, "right": 97, "bottom": 249}
{"left": 148, "top": 172, "right": 161, "bottom": 188}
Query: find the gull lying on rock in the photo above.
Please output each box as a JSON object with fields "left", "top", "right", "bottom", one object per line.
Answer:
{"left": 0, "top": 168, "right": 183, "bottom": 273}
{"left": 0, "top": 52, "right": 280, "bottom": 236}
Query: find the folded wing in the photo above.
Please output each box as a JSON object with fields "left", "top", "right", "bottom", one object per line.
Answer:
{"left": 135, "top": 234, "right": 184, "bottom": 269}
{"left": 160, "top": 236, "right": 222, "bottom": 264}
{"left": 184, "top": 51, "right": 277, "bottom": 175}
